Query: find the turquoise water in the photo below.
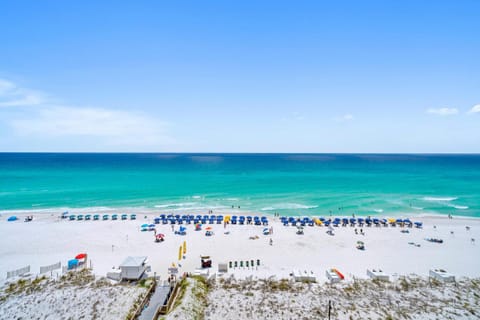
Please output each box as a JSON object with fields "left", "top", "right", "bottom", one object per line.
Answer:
{"left": 0, "top": 153, "right": 479, "bottom": 217}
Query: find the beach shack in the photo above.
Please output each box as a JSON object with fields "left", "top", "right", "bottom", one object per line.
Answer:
{"left": 367, "top": 269, "right": 390, "bottom": 281}
{"left": 326, "top": 269, "right": 342, "bottom": 283}
{"left": 119, "top": 256, "right": 150, "bottom": 280}
{"left": 429, "top": 269, "right": 455, "bottom": 282}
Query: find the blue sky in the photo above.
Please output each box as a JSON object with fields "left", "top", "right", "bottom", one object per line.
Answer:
{"left": 0, "top": 0, "right": 479, "bottom": 152}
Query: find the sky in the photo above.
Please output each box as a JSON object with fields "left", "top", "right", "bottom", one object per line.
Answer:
{"left": 0, "top": 0, "right": 479, "bottom": 153}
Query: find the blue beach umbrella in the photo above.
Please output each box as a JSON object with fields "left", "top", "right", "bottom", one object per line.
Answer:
{"left": 141, "top": 223, "right": 149, "bottom": 228}
{"left": 7, "top": 216, "right": 18, "bottom": 222}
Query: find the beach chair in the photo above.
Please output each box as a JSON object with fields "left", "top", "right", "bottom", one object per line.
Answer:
{"left": 85, "top": 214, "right": 91, "bottom": 221}
{"left": 112, "top": 214, "right": 118, "bottom": 220}
{"left": 240, "top": 261, "right": 244, "bottom": 268}
{"left": 365, "top": 218, "right": 372, "bottom": 227}
{"left": 257, "top": 259, "right": 260, "bottom": 266}
{"left": 77, "top": 215, "right": 84, "bottom": 220}
{"left": 247, "top": 216, "right": 253, "bottom": 224}
{"left": 234, "top": 261, "right": 238, "bottom": 268}
{"left": 69, "top": 215, "right": 76, "bottom": 221}
{"left": 251, "top": 260, "right": 254, "bottom": 267}
{"left": 121, "top": 214, "right": 127, "bottom": 220}
{"left": 261, "top": 217, "right": 269, "bottom": 225}
{"left": 246, "top": 261, "right": 249, "bottom": 268}
{"left": 350, "top": 218, "right": 356, "bottom": 226}
{"left": 229, "top": 261, "right": 233, "bottom": 268}
{"left": 93, "top": 214, "right": 99, "bottom": 221}
{"left": 357, "top": 218, "right": 364, "bottom": 227}
{"left": 239, "top": 217, "right": 245, "bottom": 225}
{"left": 102, "top": 215, "right": 109, "bottom": 220}
{"left": 130, "top": 214, "right": 136, "bottom": 220}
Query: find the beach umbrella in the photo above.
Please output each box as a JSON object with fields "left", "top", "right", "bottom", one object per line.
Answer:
{"left": 7, "top": 216, "right": 18, "bottom": 222}
{"left": 75, "top": 253, "right": 87, "bottom": 259}
{"left": 388, "top": 218, "right": 396, "bottom": 223}
{"left": 183, "top": 241, "right": 187, "bottom": 254}
{"left": 156, "top": 233, "right": 165, "bottom": 239}
{"left": 205, "top": 226, "right": 212, "bottom": 231}
{"left": 141, "top": 223, "right": 148, "bottom": 228}
{"left": 178, "top": 245, "right": 182, "bottom": 261}
{"left": 149, "top": 224, "right": 155, "bottom": 228}
{"left": 263, "top": 228, "right": 269, "bottom": 232}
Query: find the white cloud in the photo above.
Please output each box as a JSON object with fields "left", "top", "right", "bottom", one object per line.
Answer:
{"left": 467, "top": 104, "right": 480, "bottom": 114}
{"left": 0, "top": 78, "right": 46, "bottom": 107}
{"left": 334, "top": 114, "right": 354, "bottom": 122}
{"left": 10, "top": 106, "right": 174, "bottom": 148}
{"left": 0, "top": 78, "right": 175, "bottom": 150}
{"left": 426, "top": 107, "right": 458, "bottom": 116}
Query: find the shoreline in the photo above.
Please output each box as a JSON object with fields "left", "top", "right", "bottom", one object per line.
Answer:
{"left": 2, "top": 206, "right": 480, "bottom": 221}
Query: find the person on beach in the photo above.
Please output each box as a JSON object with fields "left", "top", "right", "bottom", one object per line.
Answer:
{"left": 269, "top": 238, "right": 273, "bottom": 246}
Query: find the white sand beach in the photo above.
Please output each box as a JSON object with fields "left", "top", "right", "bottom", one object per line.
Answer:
{"left": 1, "top": 210, "right": 479, "bottom": 284}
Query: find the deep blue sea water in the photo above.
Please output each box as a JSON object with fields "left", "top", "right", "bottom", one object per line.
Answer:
{"left": 0, "top": 153, "right": 479, "bottom": 217}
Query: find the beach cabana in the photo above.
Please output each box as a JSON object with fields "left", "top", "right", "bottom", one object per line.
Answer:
{"left": 102, "top": 215, "right": 109, "bottom": 220}
{"left": 130, "top": 214, "right": 136, "bottom": 220}
{"left": 155, "top": 233, "right": 165, "bottom": 242}
{"left": 93, "top": 214, "right": 100, "bottom": 221}
{"left": 85, "top": 214, "right": 91, "bottom": 220}
{"left": 404, "top": 219, "right": 413, "bottom": 227}
{"left": 7, "top": 216, "right": 18, "bottom": 222}
{"left": 176, "top": 226, "right": 187, "bottom": 235}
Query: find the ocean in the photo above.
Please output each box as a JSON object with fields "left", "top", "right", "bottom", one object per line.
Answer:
{"left": 0, "top": 153, "right": 479, "bottom": 217}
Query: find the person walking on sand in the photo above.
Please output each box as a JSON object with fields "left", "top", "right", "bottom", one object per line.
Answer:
{"left": 269, "top": 238, "right": 273, "bottom": 246}
{"left": 171, "top": 225, "right": 174, "bottom": 232}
